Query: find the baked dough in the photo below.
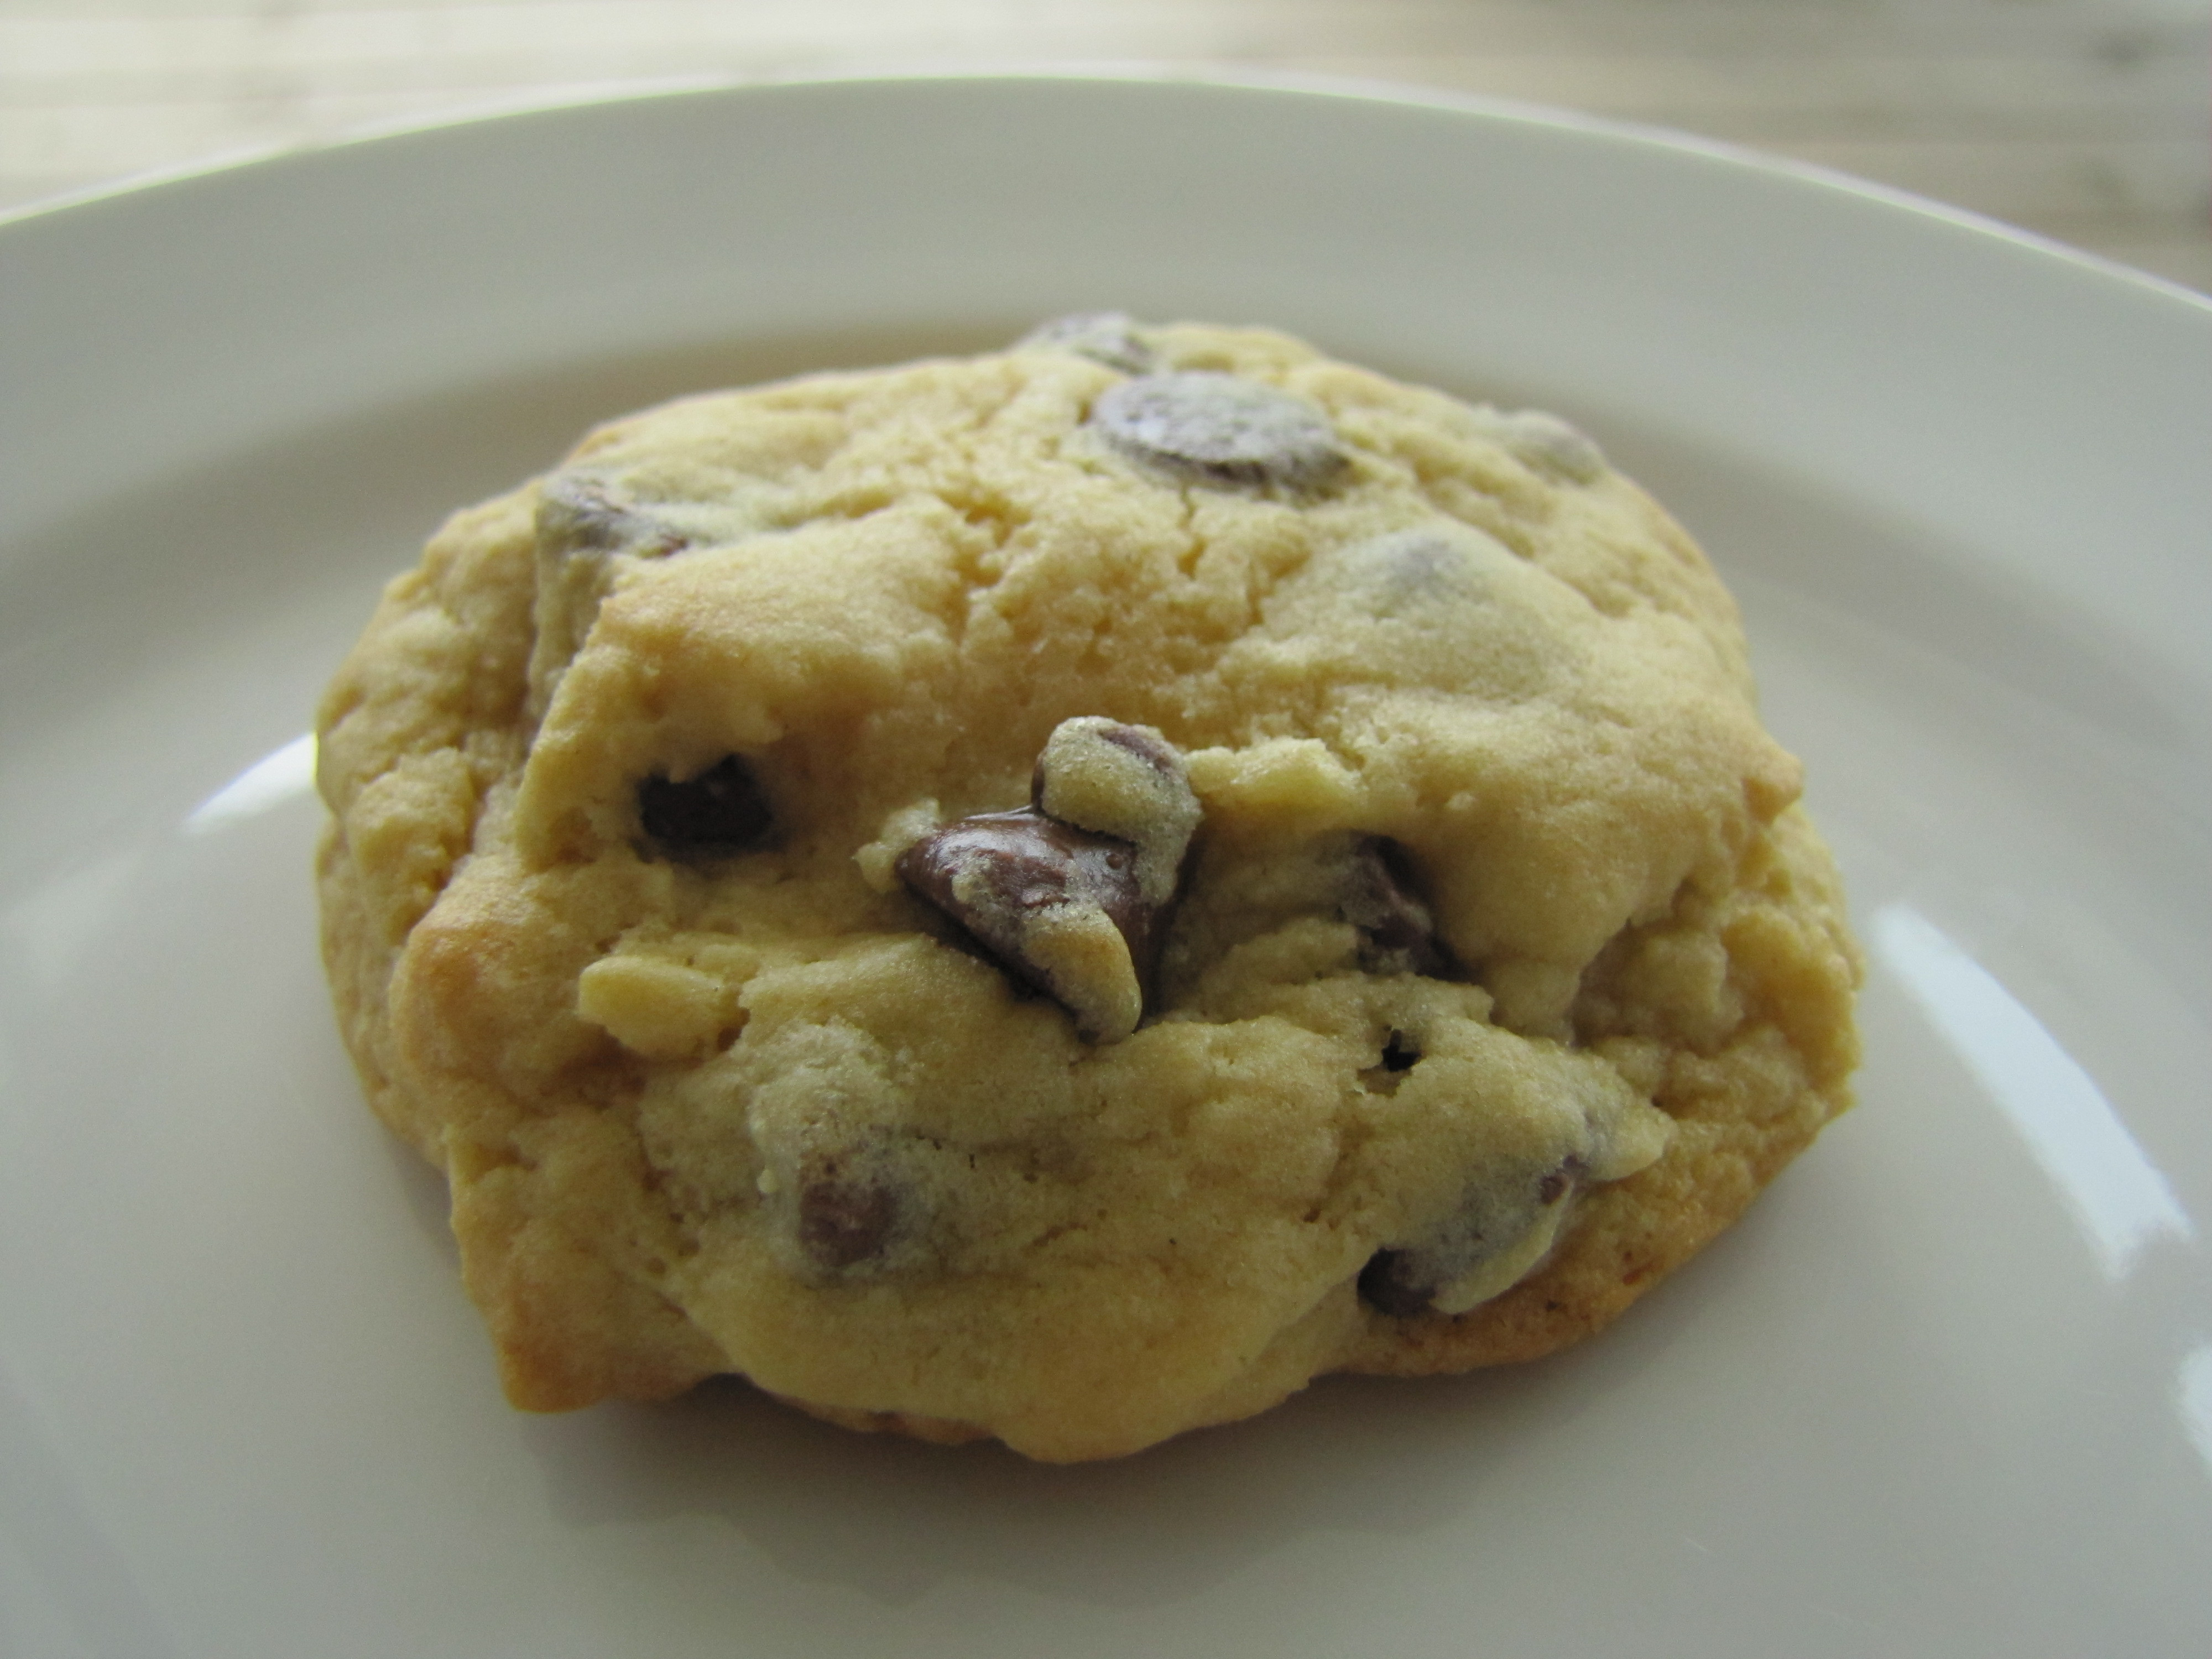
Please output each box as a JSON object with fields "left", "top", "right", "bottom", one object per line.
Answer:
{"left": 316, "top": 319, "right": 1860, "bottom": 1461}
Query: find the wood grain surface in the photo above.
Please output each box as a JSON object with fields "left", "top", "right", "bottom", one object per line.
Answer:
{"left": 2, "top": 0, "right": 2206, "bottom": 293}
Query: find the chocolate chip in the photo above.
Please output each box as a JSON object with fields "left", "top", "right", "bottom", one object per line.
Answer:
{"left": 1534, "top": 1156, "right": 1587, "bottom": 1207}
{"left": 1501, "top": 411, "right": 1606, "bottom": 484}
{"left": 1332, "top": 529, "right": 1490, "bottom": 615}
{"left": 1027, "top": 718, "right": 1201, "bottom": 900}
{"left": 1379, "top": 1031, "right": 1421, "bottom": 1072}
{"left": 526, "top": 475, "right": 692, "bottom": 722}
{"left": 796, "top": 1157, "right": 898, "bottom": 1271}
{"left": 1089, "top": 373, "right": 1343, "bottom": 492}
{"left": 1017, "top": 311, "right": 1155, "bottom": 374}
{"left": 638, "top": 756, "right": 774, "bottom": 854}
{"left": 1360, "top": 1029, "right": 1424, "bottom": 1095}
{"left": 898, "top": 807, "right": 1151, "bottom": 1032}
{"left": 898, "top": 718, "right": 1201, "bottom": 1041}
{"left": 1343, "top": 838, "right": 1455, "bottom": 978}
{"left": 1358, "top": 1156, "right": 1587, "bottom": 1317}
{"left": 902, "top": 808, "right": 1149, "bottom": 965}
{"left": 535, "top": 473, "right": 686, "bottom": 560}
{"left": 1069, "top": 719, "right": 1181, "bottom": 786}
{"left": 1357, "top": 1250, "right": 1433, "bottom": 1319}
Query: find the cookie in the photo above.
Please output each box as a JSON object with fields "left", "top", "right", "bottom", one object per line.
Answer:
{"left": 316, "top": 317, "right": 1861, "bottom": 1462}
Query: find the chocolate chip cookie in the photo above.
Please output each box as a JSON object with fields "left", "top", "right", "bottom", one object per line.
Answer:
{"left": 316, "top": 318, "right": 1860, "bottom": 1461}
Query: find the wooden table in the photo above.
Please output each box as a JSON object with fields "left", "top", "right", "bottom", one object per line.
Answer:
{"left": 3, "top": 0, "right": 2206, "bottom": 294}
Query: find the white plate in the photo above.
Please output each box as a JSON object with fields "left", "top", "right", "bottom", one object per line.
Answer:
{"left": 3, "top": 74, "right": 2208, "bottom": 1659}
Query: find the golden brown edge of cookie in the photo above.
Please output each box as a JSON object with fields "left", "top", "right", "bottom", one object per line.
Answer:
{"left": 770, "top": 1395, "right": 998, "bottom": 1449}
{"left": 1341, "top": 1076, "right": 1845, "bottom": 1378}
{"left": 319, "top": 801, "right": 1856, "bottom": 1449}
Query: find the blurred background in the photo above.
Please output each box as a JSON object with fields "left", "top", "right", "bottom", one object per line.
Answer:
{"left": 2, "top": 0, "right": 2206, "bottom": 294}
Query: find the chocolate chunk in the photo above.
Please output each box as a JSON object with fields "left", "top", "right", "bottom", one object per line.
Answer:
{"left": 638, "top": 756, "right": 774, "bottom": 854}
{"left": 903, "top": 808, "right": 1149, "bottom": 961}
{"left": 898, "top": 717, "right": 1201, "bottom": 1042}
{"left": 797, "top": 1156, "right": 898, "bottom": 1271}
{"left": 1089, "top": 373, "right": 1343, "bottom": 492}
{"left": 898, "top": 808, "right": 1151, "bottom": 1018}
{"left": 1342, "top": 837, "right": 1455, "bottom": 978}
{"left": 1017, "top": 311, "right": 1156, "bottom": 374}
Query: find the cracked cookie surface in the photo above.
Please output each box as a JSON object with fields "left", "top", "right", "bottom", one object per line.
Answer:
{"left": 316, "top": 319, "right": 1860, "bottom": 1461}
